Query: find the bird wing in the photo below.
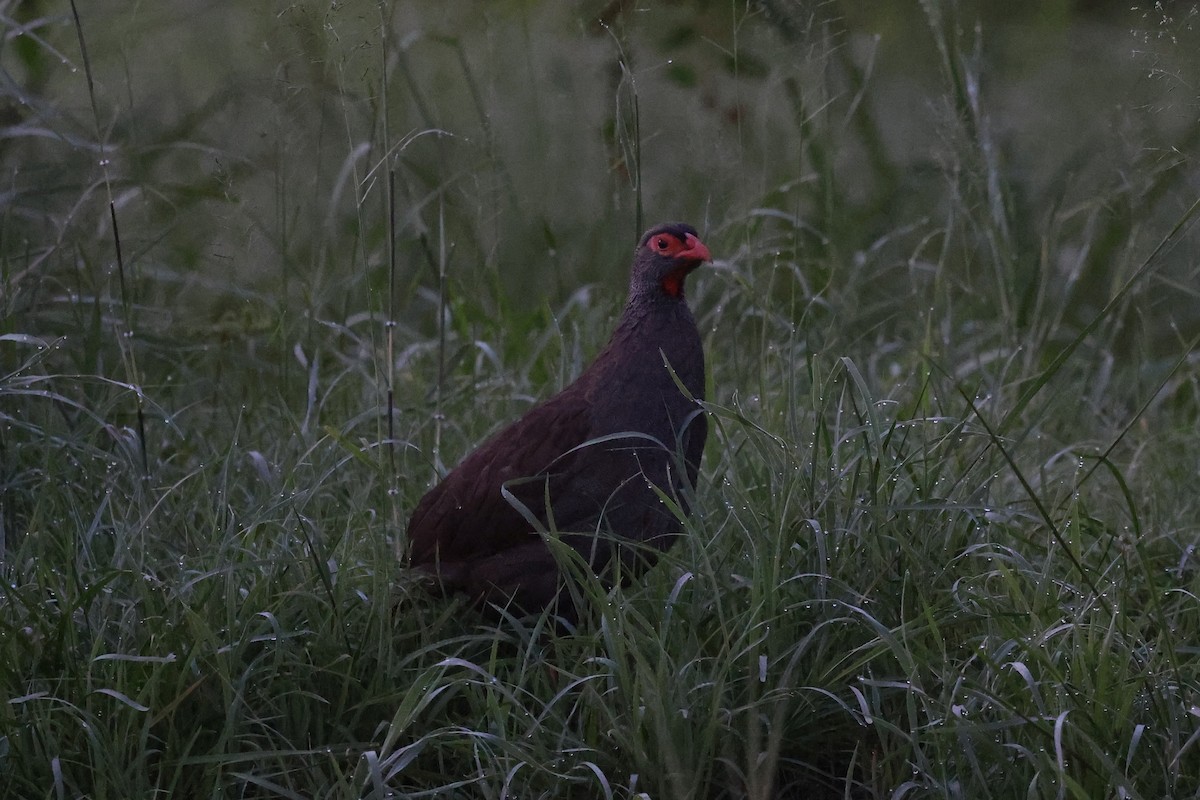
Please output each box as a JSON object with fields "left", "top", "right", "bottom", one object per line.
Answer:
{"left": 406, "top": 386, "right": 594, "bottom": 567}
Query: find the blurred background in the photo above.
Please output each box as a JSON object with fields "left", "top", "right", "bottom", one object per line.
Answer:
{"left": 4, "top": 3, "right": 1200, "bottom": 797}
{"left": 4, "top": 0, "right": 1198, "bottom": 347}
{"left": 6, "top": 0, "right": 1200, "bottom": 540}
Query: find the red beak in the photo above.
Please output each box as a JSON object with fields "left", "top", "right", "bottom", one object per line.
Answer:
{"left": 678, "top": 233, "right": 712, "bottom": 264}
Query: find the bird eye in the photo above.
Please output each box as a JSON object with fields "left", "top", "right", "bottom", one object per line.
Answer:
{"left": 655, "top": 237, "right": 670, "bottom": 250}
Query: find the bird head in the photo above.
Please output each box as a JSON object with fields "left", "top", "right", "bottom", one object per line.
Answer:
{"left": 631, "top": 222, "right": 712, "bottom": 300}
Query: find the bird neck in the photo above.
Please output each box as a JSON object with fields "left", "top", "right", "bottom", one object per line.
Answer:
{"left": 611, "top": 292, "right": 698, "bottom": 351}
{"left": 623, "top": 282, "right": 688, "bottom": 316}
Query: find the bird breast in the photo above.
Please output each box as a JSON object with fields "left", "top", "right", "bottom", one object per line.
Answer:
{"left": 587, "top": 306, "right": 704, "bottom": 442}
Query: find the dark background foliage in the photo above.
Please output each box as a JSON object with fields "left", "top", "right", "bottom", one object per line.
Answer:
{"left": 2, "top": 1, "right": 1199, "bottom": 797}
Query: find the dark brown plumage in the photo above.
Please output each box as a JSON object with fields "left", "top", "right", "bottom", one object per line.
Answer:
{"left": 407, "top": 222, "right": 711, "bottom": 619}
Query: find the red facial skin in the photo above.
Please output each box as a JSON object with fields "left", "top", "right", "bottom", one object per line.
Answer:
{"left": 647, "top": 232, "right": 712, "bottom": 297}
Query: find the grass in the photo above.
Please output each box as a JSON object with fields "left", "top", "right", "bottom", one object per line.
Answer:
{"left": 3, "top": 1, "right": 1200, "bottom": 797}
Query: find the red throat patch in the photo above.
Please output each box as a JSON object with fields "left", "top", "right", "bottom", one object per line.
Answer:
{"left": 661, "top": 272, "right": 684, "bottom": 297}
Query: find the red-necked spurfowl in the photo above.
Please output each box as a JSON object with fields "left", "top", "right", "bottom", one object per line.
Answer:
{"left": 407, "top": 222, "right": 711, "bottom": 619}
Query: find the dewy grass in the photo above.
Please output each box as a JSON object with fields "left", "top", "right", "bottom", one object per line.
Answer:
{"left": 3, "top": 2, "right": 1200, "bottom": 798}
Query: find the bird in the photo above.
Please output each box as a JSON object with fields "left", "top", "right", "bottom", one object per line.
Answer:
{"left": 407, "top": 222, "right": 711, "bottom": 620}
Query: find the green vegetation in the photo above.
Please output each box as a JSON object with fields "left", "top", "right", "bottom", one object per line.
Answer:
{"left": 3, "top": 1, "right": 1199, "bottom": 797}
